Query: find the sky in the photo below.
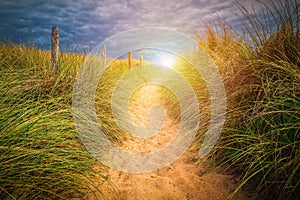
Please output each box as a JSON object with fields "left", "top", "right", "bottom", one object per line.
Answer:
{"left": 0, "top": 0, "right": 287, "bottom": 52}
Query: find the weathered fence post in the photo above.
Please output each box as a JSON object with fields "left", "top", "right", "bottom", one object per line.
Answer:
{"left": 128, "top": 51, "right": 132, "bottom": 70}
{"left": 140, "top": 54, "right": 143, "bottom": 65}
{"left": 51, "top": 26, "right": 59, "bottom": 75}
{"left": 102, "top": 44, "right": 106, "bottom": 66}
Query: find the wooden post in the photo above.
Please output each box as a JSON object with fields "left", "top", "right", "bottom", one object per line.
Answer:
{"left": 128, "top": 51, "right": 132, "bottom": 70}
{"left": 140, "top": 54, "right": 143, "bottom": 65}
{"left": 102, "top": 44, "right": 106, "bottom": 66}
{"left": 51, "top": 26, "right": 59, "bottom": 75}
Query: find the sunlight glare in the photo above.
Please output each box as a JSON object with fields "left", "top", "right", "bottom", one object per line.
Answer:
{"left": 158, "top": 52, "right": 175, "bottom": 68}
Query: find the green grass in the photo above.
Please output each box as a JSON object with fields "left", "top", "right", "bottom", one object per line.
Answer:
{"left": 0, "top": 44, "right": 117, "bottom": 199}
{"left": 195, "top": 1, "right": 300, "bottom": 199}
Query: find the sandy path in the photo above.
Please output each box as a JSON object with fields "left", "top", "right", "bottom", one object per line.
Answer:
{"left": 89, "top": 85, "right": 255, "bottom": 200}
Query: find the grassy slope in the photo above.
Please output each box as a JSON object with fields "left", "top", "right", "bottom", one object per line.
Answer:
{"left": 196, "top": 1, "right": 300, "bottom": 199}
{"left": 0, "top": 45, "right": 109, "bottom": 199}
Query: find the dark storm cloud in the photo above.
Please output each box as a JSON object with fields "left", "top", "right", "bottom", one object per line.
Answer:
{"left": 0, "top": 0, "right": 275, "bottom": 51}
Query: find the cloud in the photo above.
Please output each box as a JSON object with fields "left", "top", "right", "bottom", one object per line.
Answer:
{"left": 0, "top": 0, "right": 282, "bottom": 51}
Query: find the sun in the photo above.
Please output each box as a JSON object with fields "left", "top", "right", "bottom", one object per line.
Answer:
{"left": 158, "top": 52, "right": 175, "bottom": 68}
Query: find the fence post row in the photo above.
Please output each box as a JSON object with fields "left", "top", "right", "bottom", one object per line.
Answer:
{"left": 51, "top": 26, "right": 59, "bottom": 75}
{"left": 50, "top": 27, "right": 143, "bottom": 72}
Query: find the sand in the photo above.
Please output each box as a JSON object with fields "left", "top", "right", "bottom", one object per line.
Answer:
{"left": 86, "top": 84, "right": 255, "bottom": 200}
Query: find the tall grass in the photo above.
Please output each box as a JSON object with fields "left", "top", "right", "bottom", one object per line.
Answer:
{"left": 195, "top": 1, "right": 300, "bottom": 199}
{"left": 0, "top": 44, "right": 118, "bottom": 199}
